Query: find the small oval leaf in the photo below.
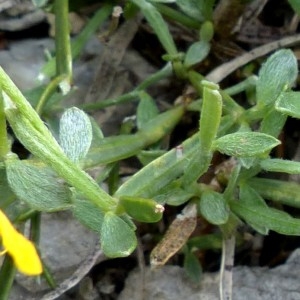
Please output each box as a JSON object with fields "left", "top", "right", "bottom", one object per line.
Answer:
{"left": 200, "top": 191, "right": 229, "bottom": 225}
{"left": 257, "top": 49, "right": 298, "bottom": 106}
{"left": 213, "top": 132, "right": 280, "bottom": 157}
{"left": 183, "top": 251, "right": 202, "bottom": 283}
{"left": 119, "top": 196, "right": 163, "bottom": 223}
{"left": 59, "top": 107, "right": 93, "bottom": 163}
{"left": 184, "top": 40, "right": 210, "bottom": 67}
{"left": 100, "top": 212, "right": 137, "bottom": 258}
{"left": 6, "top": 159, "right": 72, "bottom": 211}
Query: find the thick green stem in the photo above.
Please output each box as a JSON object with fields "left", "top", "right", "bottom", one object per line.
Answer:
{"left": 35, "top": 74, "right": 67, "bottom": 115}
{"left": 0, "top": 255, "right": 16, "bottom": 300}
{"left": 54, "top": 0, "right": 72, "bottom": 81}
{"left": 0, "top": 87, "right": 9, "bottom": 160}
{"left": 0, "top": 67, "right": 117, "bottom": 212}
{"left": 5, "top": 109, "right": 117, "bottom": 212}
{"left": 40, "top": 5, "right": 112, "bottom": 79}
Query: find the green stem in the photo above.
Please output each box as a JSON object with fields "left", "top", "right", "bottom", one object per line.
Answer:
{"left": 0, "top": 255, "right": 16, "bottom": 300}
{"left": 0, "top": 87, "right": 9, "bottom": 160}
{"left": 40, "top": 5, "right": 112, "bottom": 79}
{"left": 0, "top": 67, "right": 117, "bottom": 212}
{"left": 30, "top": 212, "right": 41, "bottom": 244}
{"left": 153, "top": 3, "right": 200, "bottom": 29}
{"left": 81, "top": 63, "right": 173, "bottom": 112}
{"left": 224, "top": 76, "right": 257, "bottom": 96}
{"left": 81, "top": 91, "right": 139, "bottom": 111}
{"left": 35, "top": 74, "right": 67, "bottom": 115}
{"left": 130, "top": 0, "right": 178, "bottom": 55}
{"left": 54, "top": 0, "right": 72, "bottom": 81}
{"left": 136, "top": 62, "right": 173, "bottom": 91}
{"left": 5, "top": 109, "right": 117, "bottom": 212}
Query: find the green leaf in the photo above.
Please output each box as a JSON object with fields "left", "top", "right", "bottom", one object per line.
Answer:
{"left": 32, "top": 0, "right": 49, "bottom": 7}
{"left": 90, "top": 117, "right": 104, "bottom": 147}
{"left": 100, "top": 212, "right": 137, "bottom": 257}
{"left": 0, "top": 168, "right": 15, "bottom": 206}
{"left": 199, "top": 191, "right": 229, "bottom": 225}
{"left": 176, "top": 0, "right": 215, "bottom": 21}
{"left": 184, "top": 40, "right": 210, "bottom": 67}
{"left": 154, "top": 181, "right": 194, "bottom": 206}
{"left": 239, "top": 184, "right": 269, "bottom": 234}
{"left": 259, "top": 109, "right": 287, "bottom": 138}
{"left": 187, "top": 234, "right": 222, "bottom": 250}
{"left": 230, "top": 199, "right": 300, "bottom": 235}
{"left": 200, "top": 81, "right": 222, "bottom": 152}
{"left": 59, "top": 107, "right": 92, "bottom": 163}
{"left": 275, "top": 91, "right": 300, "bottom": 118}
{"left": 137, "top": 149, "right": 167, "bottom": 166}
{"left": 84, "top": 106, "right": 184, "bottom": 168}
{"left": 130, "top": 0, "right": 178, "bottom": 55}
{"left": 213, "top": 132, "right": 280, "bottom": 157}
{"left": 72, "top": 194, "right": 104, "bottom": 233}
{"left": 199, "top": 20, "right": 214, "bottom": 42}
{"left": 148, "top": 0, "right": 176, "bottom": 2}
{"left": 260, "top": 158, "right": 300, "bottom": 174}
{"left": 256, "top": 49, "right": 298, "bottom": 107}
{"left": 288, "top": 0, "right": 300, "bottom": 15}
{"left": 115, "top": 133, "right": 199, "bottom": 198}
{"left": 137, "top": 92, "right": 159, "bottom": 130}
{"left": 119, "top": 196, "right": 163, "bottom": 223}
{"left": 182, "top": 81, "right": 221, "bottom": 186}
{"left": 183, "top": 251, "right": 202, "bottom": 283}
{"left": 248, "top": 178, "right": 300, "bottom": 208}
{"left": 40, "top": 5, "right": 112, "bottom": 79}
{"left": 6, "top": 159, "right": 72, "bottom": 212}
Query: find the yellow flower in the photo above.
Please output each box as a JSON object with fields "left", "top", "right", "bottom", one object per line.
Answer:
{"left": 0, "top": 210, "right": 42, "bottom": 276}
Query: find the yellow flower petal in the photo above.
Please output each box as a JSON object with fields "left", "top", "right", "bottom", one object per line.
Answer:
{"left": 0, "top": 210, "right": 42, "bottom": 275}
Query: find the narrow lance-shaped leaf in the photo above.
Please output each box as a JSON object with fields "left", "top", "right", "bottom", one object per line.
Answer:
{"left": 230, "top": 200, "right": 300, "bottom": 235}
{"left": 84, "top": 105, "right": 184, "bottom": 168}
{"left": 182, "top": 81, "right": 222, "bottom": 186}
{"left": 238, "top": 184, "right": 269, "bottom": 234}
{"left": 260, "top": 158, "right": 300, "bottom": 174}
{"left": 115, "top": 133, "right": 199, "bottom": 199}
{"left": 136, "top": 92, "right": 159, "bottom": 130}
{"left": 130, "top": 0, "right": 178, "bottom": 55}
{"left": 199, "top": 81, "right": 222, "bottom": 152}
{"left": 248, "top": 177, "right": 300, "bottom": 208}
